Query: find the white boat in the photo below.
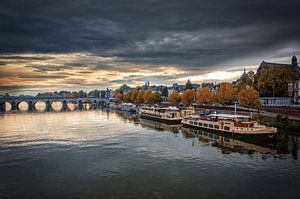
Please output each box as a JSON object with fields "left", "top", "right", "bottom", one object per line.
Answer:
{"left": 140, "top": 105, "right": 183, "bottom": 123}
{"left": 121, "top": 103, "right": 136, "bottom": 113}
{"left": 182, "top": 113, "right": 277, "bottom": 135}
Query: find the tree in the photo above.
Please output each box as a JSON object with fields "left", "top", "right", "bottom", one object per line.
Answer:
{"left": 215, "top": 82, "right": 235, "bottom": 106}
{"left": 238, "top": 87, "right": 260, "bottom": 109}
{"left": 257, "top": 67, "right": 297, "bottom": 97}
{"left": 185, "top": 79, "right": 193, "bottom": 90}
{"left": 123, "top": 91, "right": 132, "bottom": 102}
{"left": 196, "top": 87, "right": 213, "bottom": 104}
{"left": 181, "top": 89, "right": 195, "bottom": 105}
{"left": 168, "top": 90, "right": 181, "bottom": 105}
{"left": 236, "top": 70, "right": 255, "bottom": 91}
{"left": 137, "top": 91, "right": 145, "bottom": 103}
{"left": 114, "top": 91, "right": 123, "bottom": 101}
{"left": 150, "top": 92, "right": 162, "bottom": 103}
{"left": 143, "top": 90, "right": 153, "bottom": 103}
{"left": 130, "top": 90, "right": 139, "bottom": 102}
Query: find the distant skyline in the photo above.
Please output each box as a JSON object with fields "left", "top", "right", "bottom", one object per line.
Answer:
{"left": 0, "top": 0, "right": 300, "bottom": 95}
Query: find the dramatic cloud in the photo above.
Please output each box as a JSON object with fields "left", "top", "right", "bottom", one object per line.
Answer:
{"left": 0, "top": 0, "right": 300, "bottom": 94}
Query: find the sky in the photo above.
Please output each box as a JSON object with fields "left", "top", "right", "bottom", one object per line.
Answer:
{"left": 0, "top": 0, "right": 300, "bottom": 95}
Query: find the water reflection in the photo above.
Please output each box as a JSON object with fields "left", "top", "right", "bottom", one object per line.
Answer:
{"left": 67, "top": 102, "right": 77, "bottom": 111}
{"left": 0, "top": 109, "right": 299, "bottom": 198}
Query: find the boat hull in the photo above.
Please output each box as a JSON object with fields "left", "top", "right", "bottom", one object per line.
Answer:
{"left": 140, "top": 114, "right": 182, "bottom": 124}
{"left": 182, "top": 123, "right": 277, "bottom": 143}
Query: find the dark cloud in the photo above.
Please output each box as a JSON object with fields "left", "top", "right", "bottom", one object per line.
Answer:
{"left": 0, "top": 0, "right": 299, "bottom": 68}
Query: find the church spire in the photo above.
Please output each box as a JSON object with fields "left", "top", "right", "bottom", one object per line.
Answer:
{"left": 292, "top": 54, "right": 298, "bottom": 67}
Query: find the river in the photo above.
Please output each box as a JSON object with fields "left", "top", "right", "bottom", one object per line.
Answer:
{"left": 0, "top": 109, "right": 299, "bottom": 199}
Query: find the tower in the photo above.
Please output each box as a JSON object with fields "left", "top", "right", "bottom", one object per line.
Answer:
{"left": 292, "top": 54, "right": 298, "bottom": 67}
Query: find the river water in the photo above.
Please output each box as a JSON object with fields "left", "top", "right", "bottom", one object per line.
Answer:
{"left": 0, "top": 109, "right": 299, "bottom": 199}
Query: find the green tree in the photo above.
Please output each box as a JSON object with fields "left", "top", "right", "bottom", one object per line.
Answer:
{"left": 257, "top": 67, "right": 297, "bottom": 97}
{"left": 237, "top": 70, "right": 255, "bottom": 91}
{"left": 130, "top": 90, "right": 139, "bottom": 103}
{"left": 150, "top": 92, "right": 162, "bottom": 103}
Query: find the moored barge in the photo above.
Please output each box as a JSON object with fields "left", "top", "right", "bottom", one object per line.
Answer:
{"left": 140, "top": 105, "right": 183, "bottom": 124}
{"left": 182, "top": 113, "right": 277, "bottom": 137}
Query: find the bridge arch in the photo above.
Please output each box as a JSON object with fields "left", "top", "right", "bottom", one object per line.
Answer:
{"left": 17, "top": 101, "right": 29, "bottom": 111}
{"left": 67, "top": 100, "right": 78, "bottom": 111}
{"left": 51, "top": 101, "right": 63, "bottom": 111}
{"left": 34, "top": 101, "right": 47, "bottom": 111}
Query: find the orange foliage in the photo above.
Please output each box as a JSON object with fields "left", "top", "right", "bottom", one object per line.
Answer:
{"left": 168, "top": 90, "right": 181, "bottom": 105}
{"left": 196, "top": 87, "right": 212, "bottom": 104}
{"left": 215, "top": 83, "right": 235, "bottom": 106}
{"left": 143, "top": 90, "right": 153, "bottom": 103}
{"left": 181, "top": 89, "right": 195, "bottom": 105}
{"left": 114, "top": 92, "right": 123, "bottom": 100}
{"left": 238, "top": 87, "right": 260, "bottom": 109}
{"left": 137, "top": 91, "right": 145, "bottom": 103}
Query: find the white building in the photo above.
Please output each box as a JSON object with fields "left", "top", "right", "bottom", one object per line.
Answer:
{"left": 294, "top": 80, "right": 300, "bottom": 103}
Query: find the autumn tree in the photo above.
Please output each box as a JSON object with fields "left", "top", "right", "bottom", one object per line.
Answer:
{"left": 181, "top": 89, "right": 195, "bottom": 105}
{"left": 123, "top": 91, "right": 132, "bottom": 102}
{"left": 236, "top": 70, "right": 255, "bottom": 91}
{"left": 196, "top": 87, "right": 212, "bottom": 105}
{"left": 143, "top": 90, "right": 153, "bottom": 103}
{"left": 136, "top": 91, "right": 145, "bottom": 103}
{"left": 150, "top": 92, "right": 162, "bottom": 103}
{"left": 168, "top": 90, "right": 181, "bottom": 105}
{"left": 215, "top": 82, "right": 235, "bottom": 106}
{"left": 114, "top": 91, "right": 123, "bottom": 101}
{"left": 238, "top": 87, "right": 260, "bottom": 109}
{"left": 257, "top": 67, "right": 297, "bottom": 97}
{"left": 130, "top": 90, "right": 139, "bottom": 103}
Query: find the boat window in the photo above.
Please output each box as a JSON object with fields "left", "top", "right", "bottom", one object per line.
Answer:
{"left": 209, "top": 133, "right": 213, "bottom": 138}
{"left": 214, "top": 125, "right": 219, "bottom": 129}
{"left": 209, "top": 124, "right": 213, "bottom": 128}
{"left": 214, "top": 135, "right": 219, "bottom": 139}
{"left": 204, "top": 132, "right": 207, "bottom": 136}
{"left": 189, "top": 121, "right": 193, "bottom": 125}
{"left": 224, "top": 126, "right": 230, "bottom": 131}
{"left": 199, "top": 123, "right": 202, "bottom": 127}
{"left": 224, "top": 137, "right": 230, "bottom": 142}
{"left": 194, "top": 122, "right": 198, "bottom": 125}
{"left": 204, "top": 123, "right": 208, "bottom": 127}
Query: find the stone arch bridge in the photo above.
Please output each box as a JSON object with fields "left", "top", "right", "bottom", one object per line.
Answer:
{"left": 0, "top": 96, "right": 110, "bottom": 112}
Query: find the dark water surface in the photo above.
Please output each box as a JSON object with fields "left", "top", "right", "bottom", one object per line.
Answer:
{"left": 0, "top": 110, "right": 299, "bottom": 199}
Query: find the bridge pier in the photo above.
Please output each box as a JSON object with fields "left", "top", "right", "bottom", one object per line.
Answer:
{"left": 62, "top": 100, "right": 68, "bottom": 111}
{"left": 78, "top": 101, "right": 83, "bottom": 110}
{"left": 46, "top": 101, "right": 51, "bottom": 112}
{"left": 28, "top": 101, "right": 34, "bottom": 111}
{"left": 0, "top": 102, "right": 5, "bottom": 112}
{"left": 11, "top": 101, "right": 17, "bottom": 111}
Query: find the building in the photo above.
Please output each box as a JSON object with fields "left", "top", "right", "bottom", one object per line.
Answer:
{"left": 294, "top": 80, "right": 300, "bottom": 103}
{"left": 255, "top": 55, "right": 300, "bottom": 104}
{"left": 255, "top": 55, "right": 300, "bottom": 79}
